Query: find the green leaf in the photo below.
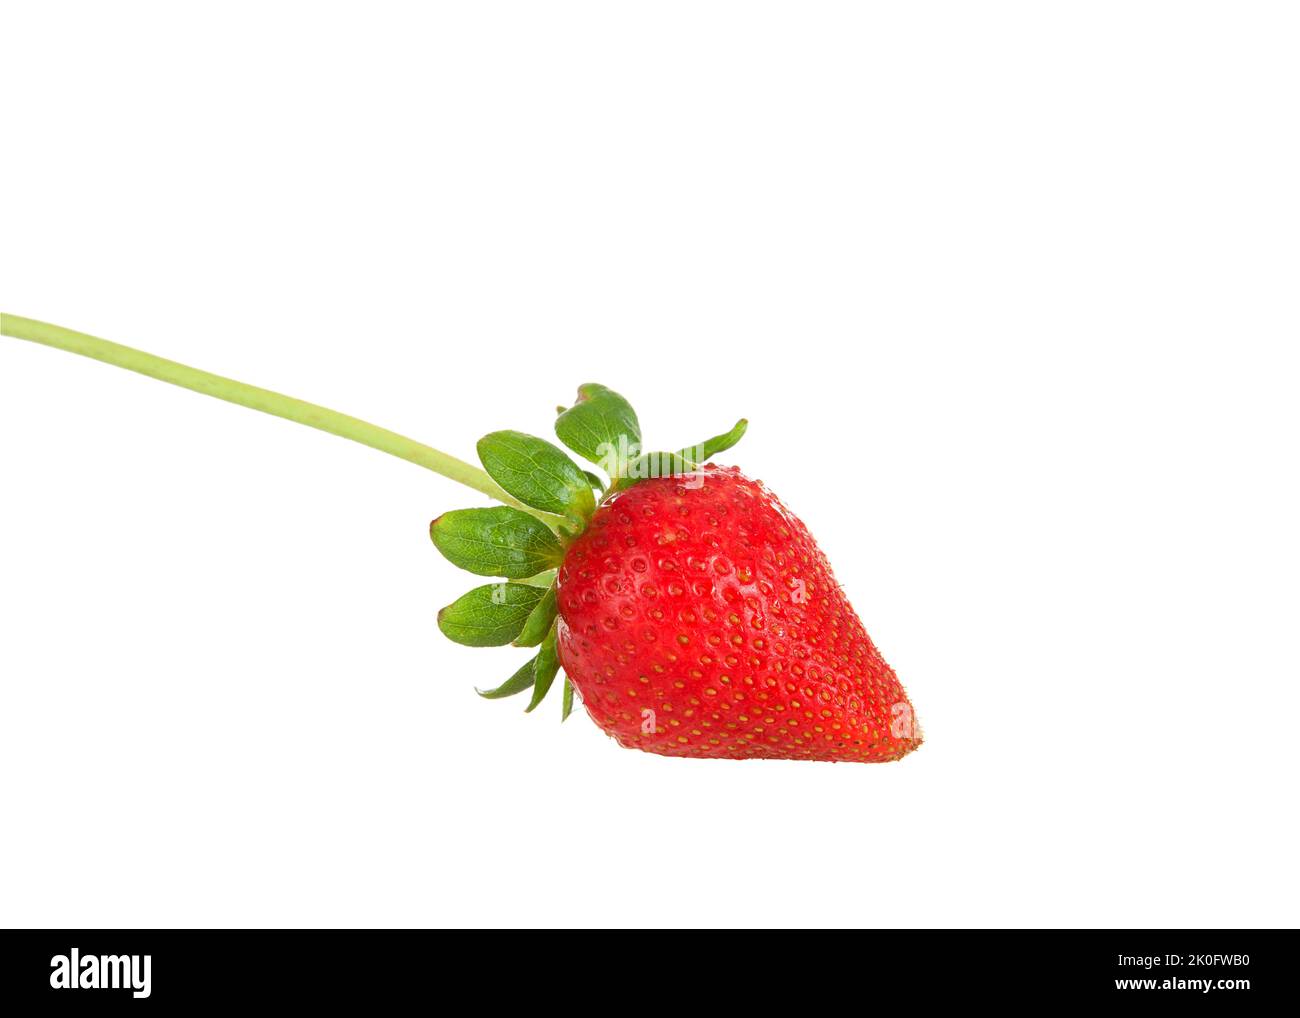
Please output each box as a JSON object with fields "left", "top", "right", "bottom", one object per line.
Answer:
{"left": 477, "top": 656, "right": 538, "bottom": 700}
{"left": 677, "top": 418, "right": 747, "bottom": 464}
{"left": 477, "top": 430, "right": 595, "bottom": 519}
{"left": 561, "top": 677, "right": 575, "bottom": 721}
{"left": 611, "top": 450, "right": 699, "bottom": 491}
{"left": 437, "top": 583, "right": 547, "bottom": 647}
{"left": 554, "top": 384, "right": 641, "bottom": 476}
{"left": 525, "top": 629, "right": 561, "bottom": 712}
{"left": 629, "top": 450, "right": 699, "bottom": 476}
{"left": 582, "top": 469, "right": 606, "bottom": 492}
{"left": 513, "top": 584, "right": 557, "bottom": 647}
{"left": 429, "top": 507, "right": 564, "bottom": 578}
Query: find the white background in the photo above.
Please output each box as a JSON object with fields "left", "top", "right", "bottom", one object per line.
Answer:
{"left": 2, "top": 2, "right": 1297, "bottom": 929}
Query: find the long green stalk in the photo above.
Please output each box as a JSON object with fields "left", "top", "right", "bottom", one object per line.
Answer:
{"left": 0, "top": 313, "right": 555, "bottom": 522}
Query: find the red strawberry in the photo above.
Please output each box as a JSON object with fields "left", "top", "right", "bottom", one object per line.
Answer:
{"left": 554, "top": 465, "right": 921, "bottom": 762}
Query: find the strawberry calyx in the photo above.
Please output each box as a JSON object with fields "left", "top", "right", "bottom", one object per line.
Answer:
{"left": 429, "top": 383, "right": 746, "bottom": 718}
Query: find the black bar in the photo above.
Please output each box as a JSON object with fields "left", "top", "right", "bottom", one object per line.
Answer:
{"left": 0, "top": 930, "right": 1285, "bottom": 1008}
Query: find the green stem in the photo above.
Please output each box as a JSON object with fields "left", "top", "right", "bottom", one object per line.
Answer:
{"left": 1, "top": 312, "right": 558, "bottom": 523}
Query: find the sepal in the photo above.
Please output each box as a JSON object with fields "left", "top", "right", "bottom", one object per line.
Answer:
{"left": 525, "top": 629, "right": 561, "bottom": 713}
{"left": 678, "top": 418, "right": 747, "bottom": 463}
{"left": 554, "top": 384, "right": 641, "bottom": 476}
{"left": 437, "top": 582, "right": 547, "bottom": 647}
{"left": 476, "top": 657, "right": 538, "bottom": 700}
{"left": 429, "top": 507, "right": 564, "bottom": 578}
{"left": 513, "top": 585, "right": 557, "bottom": 647}
{"left": 476, "top": 430, "right": 595, "bottom": 519}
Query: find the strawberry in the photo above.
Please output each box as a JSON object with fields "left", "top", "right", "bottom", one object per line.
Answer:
{"left": 554, "top": 466, "right": 921, "bottom": 761}
{"left": 3, "top": 314, "right": 921, "bottom": 763}
{"left": 427, "top": 383, "right": 922, "bottom": 763}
